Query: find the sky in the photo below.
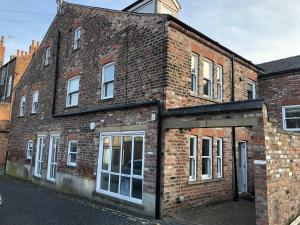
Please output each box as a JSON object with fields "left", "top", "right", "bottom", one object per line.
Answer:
{"left": 1, "top": 0, "right": 300, "bottom": 64}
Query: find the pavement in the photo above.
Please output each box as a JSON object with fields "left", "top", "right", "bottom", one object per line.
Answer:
{"left": 0, "top": 176, "right": 255, "bottom": 225}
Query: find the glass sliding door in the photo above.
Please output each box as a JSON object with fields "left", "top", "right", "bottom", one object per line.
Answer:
{"left": 96, "top": 132, "right": 145, "bottom": 204}
{"left": 34, "top": 135, "right": 46, "bottom": 177}
{"left": 47, "top": 135, "right": 60, "bottom": 181}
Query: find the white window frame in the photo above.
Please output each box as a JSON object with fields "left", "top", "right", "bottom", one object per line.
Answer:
{"left": 203, "top": 58, "right": 213, "bottom": 98}
{"left": 191, "top": 53, "right": 199, "bottom": 94}
{"left": 101, "top": 62, "right": 115, "bottom": 100}
{"left": 66, "top": 76, "right": 80, "bottom": 107}
{"left": 6, "top": 75, "right": 12, "bottom": 97}
{"left": 217, "top": 138, "right": 223, "bottom": 178}
{"left": 34, "top": 135, "right": 46, "bottom": 177}
{"left": 282, "top": 105, "right": 300, "bottom": 131}
{"left": 217, "top": 65, "right": 223, "bottom": 101}
{"left": 45, "top": 47, "right": 50, "bottom": 66}
{"left": 31, "top": 90, "right": 39, "bottom": 113}
{"left": 47, "top": 134, "right": 60, "bottom": 182}
{"left": 67, "top": 140, "right": 78, "bottom": 167}
{"left": 27, "top": 140, "right": 34, "bottom": 160}
{"left": 189, "top": 136, "right": 197, "bottom": 181}
{"left": 247, "top": 80, "right": 256, "bottom": 100}
{"left": 19, "top": 96, "right": 26, "bottom": 116}
{"left": 96, "top": 131, "right": 145, "bottom": 205}
{"left": 74, "top": 27, "right": 81, "bottom": 50}
{"left": 202, "top": 137, "right": 213, "bottom": 180}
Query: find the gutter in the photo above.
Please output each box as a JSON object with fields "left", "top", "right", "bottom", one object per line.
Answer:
{"left": 258, "top": 67, "right": 300, "bottom": 80}
{"left": 155, "top": 101, "right": 162, "bottom": 219}
{"left": 52, "top": 30, "right": 61, "bottom": 116}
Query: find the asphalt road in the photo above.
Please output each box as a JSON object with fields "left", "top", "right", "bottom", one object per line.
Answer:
{"left": 0, "top": 176, "right": 185, "bottom": 225}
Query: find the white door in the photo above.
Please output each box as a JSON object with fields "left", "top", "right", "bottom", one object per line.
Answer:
{"left": 34, "top": 136, "right": 45, "bottom": 177}
{"left": 238, "top": 142, "right": 248, "bottom": 193}
{"left": 47, "top": 135, "right": 59, "bottom": 181}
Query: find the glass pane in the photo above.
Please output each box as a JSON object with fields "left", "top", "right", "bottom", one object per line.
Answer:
{"left": 111, "top": 137, "right": 121, "bottom": 173}
{"left": 286, "top": 119, "right": 300, "bottom": 129}
{"left": 203, "top": 60, "right": 212, "bottom": 79}
{"left": 191, "top": 54, "right": 198, "bottom": 74}
{"left": 286, "top": 108, "right": 300, "bottom": 118}
{"left": 70, "top": 142, "right": 77, "bottom": 153}
{"left": 204, "top": 79, "right": 211, "bottom": 96}
{"left": 104, "top": 64, "right": 115, "bottom": 81}
{"left": 100, "top": 173, "right": 109, "bottom": 191}
{"left": 121, "top": 136, "right": 132, "bottom": 175}
{"left": 133, "top": 137, "right": 143, "bottom": 176}
{"left": 217, "top": 140, "right": 222, "bottom": 156}
{"left": 191, "top": 75, "right": 197, "bottom": 92}
{"left": 70, "top": 153, "right": 76, "bottom": 163}
{"left": 109, "top": 174, "right": 119, "bottom": 193}
{"left": 120, "top": 176, "right": 130, "bottom": 197}
{"left": 70, "top": 92, "right": 79, "bottom": 106}
{"left": 202, "top": 158, "right": 209, "bottom": 175}
{"left": 132, "top": 178, "right": 142, "bottom": 200}
{"left": 202, "top": 139, "right": 210, "bottom": 156}
{"left": 217, "top": 158, "right": 222, "bottom": 175}
{"left": 247, "top": 90, "right": 253, "bottom": 100}
{"left": 189, "top": 159, "right": 195, "bottom": 177}
{"left": 102, "top": 137, "right": 110, "bottom": 171}
{"left": 190, "top": 138, "right": 195, "bottom": 156}
{"left": 69, "top": 78, "right": 80, "bottom": 92}
{"left": 104, "top": 82, "right": 114, "bottom": 97}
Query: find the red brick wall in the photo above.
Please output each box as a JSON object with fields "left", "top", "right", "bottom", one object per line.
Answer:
{"left": 259, "top": 73, "right": 300, "bottom": 128}
{"left": 0, "top": 103, "right": 10, "bottom": 170}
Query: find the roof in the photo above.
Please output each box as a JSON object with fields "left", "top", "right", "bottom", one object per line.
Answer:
{"left": 162, "top": 99, "right": 265, "bottom": 117}
{"left": 123, "top": 0, "right": 181, "bottom": 11}
{"left": 258, "top": 55, "right": 300, "bottom": 77}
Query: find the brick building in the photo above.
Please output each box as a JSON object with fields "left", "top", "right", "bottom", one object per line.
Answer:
{"left": 0, "top": 37, "right": 39, "bottom": 173}
{"left": 5, "top": 1, "right": 300, "bottom": 225}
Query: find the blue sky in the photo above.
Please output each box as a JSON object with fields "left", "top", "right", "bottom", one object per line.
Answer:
{"left": 1, "top": 0, "right": 300, "bottom": 64}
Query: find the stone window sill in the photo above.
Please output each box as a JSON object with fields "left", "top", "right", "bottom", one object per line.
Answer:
{"left": 189, "top": 93, "right": 222, "bottom": 104}
{"left": 188, "top": 177, "right": 225, "bottom": 185}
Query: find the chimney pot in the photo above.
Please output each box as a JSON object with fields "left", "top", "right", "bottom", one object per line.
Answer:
{"left": 17, "top": 49, "right": 20, "bottom": 56}
{"left": 21, "top": 51, "right": 24, "bottom": 56}
{"left": 0, "top": 35, "right": 4, "bottom": 46}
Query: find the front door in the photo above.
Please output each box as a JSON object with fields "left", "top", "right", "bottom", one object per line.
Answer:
{"left": 47, "top": 135, "right": 59, "bottom": 181}
{"left": 34, "top": 136, "right": 45, "bottom": 177}
{"left": 238, "top": 141, "right": 247, "bottom": 193}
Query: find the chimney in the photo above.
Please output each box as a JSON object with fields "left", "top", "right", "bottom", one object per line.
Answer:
{"left": 29, "top": 40, "right": 39, "bottom": 54}
{"left": 0, "top": 35, "right": 5, "bottom": 66}
{"left": 56, "top": 0, "right": 64, "bottom": 13}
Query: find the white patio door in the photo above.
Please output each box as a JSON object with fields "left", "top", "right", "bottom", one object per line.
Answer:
{"left": 47, "top": 135, "right": 60, "bottom": 181}
{"left": 238, "top": 141, "right": 248, "bottom": 193}
{"left": 34, "top": 136, "right": 45, "bottom": 177}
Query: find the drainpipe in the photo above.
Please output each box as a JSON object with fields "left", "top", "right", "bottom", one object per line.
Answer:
{"left": 231, "top": 55, "right": 238, "bottom": 201}
{"left": 52, "top": 30, "right": 61, "bottom": 116}
{"left": 155, "top": 100, "right": 162, "bottom": 219}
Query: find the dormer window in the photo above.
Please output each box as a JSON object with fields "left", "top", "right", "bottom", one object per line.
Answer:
{"left": 74, "top": 27, "right": 81, "bottom": 50}
{"left": 45, "top": 47, "right": 50, "bottom": 66}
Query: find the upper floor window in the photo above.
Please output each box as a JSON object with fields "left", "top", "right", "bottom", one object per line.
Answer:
{"left": 20, "top": 96, "right": 26, "bottom": 116}
{"left": 31, "top": 91, "right": 39, "bottom": 113}
{"left": 203, "top": 59, "right": 213, "bottom": 98}
{"left": 202, "top": 137, "right": 212, "bottom": 180}
{"left": 67, "top": 76, "right": 80, "bottom": 107}
{"left": 189, "top": 136, "right": 197, "bottom": 181}
{"left": 6, "top": 75, "right": 12, "bottom": 97}
{"left": 191, "top": 53, "right": 199, "bottom": 94}
{"left": 27, "top": 140, "right": 34, "bottom": 159}
{"left": 101, "top": 63, "right": 115, "bottom": 99}
{"left": 67, "top": 140, "right": 78, "bottom": 167}
{"left": 0, "top": 68, "right": 6, "bottom": 85}
{"left": 217, "top": 65, "right": 223, "bottom": 100}
{"left": 45, "top": 47, "right": 50, "bottom": 66}
{"left": 74, "top": 27, "right": 81, "bottom": 50}
{"left": 282, "top": 105, "right": 300, "bottom": 131}
{"left": 247, "top": 80, "right": 256, "bottom": 100}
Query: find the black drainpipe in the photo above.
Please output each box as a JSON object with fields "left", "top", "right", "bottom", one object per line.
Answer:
{"left": 231, "top": 55, "right": 238, "bottom": 201}
{"left": 155, "top": 100, "right": 162, "bottom": 219}
{"left": 52, "top": 30, "right": 61, "bottom": 115}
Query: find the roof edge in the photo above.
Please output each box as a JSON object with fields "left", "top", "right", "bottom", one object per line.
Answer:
{"left": 258, "top": 67, "right": 300, "bottom": 79}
